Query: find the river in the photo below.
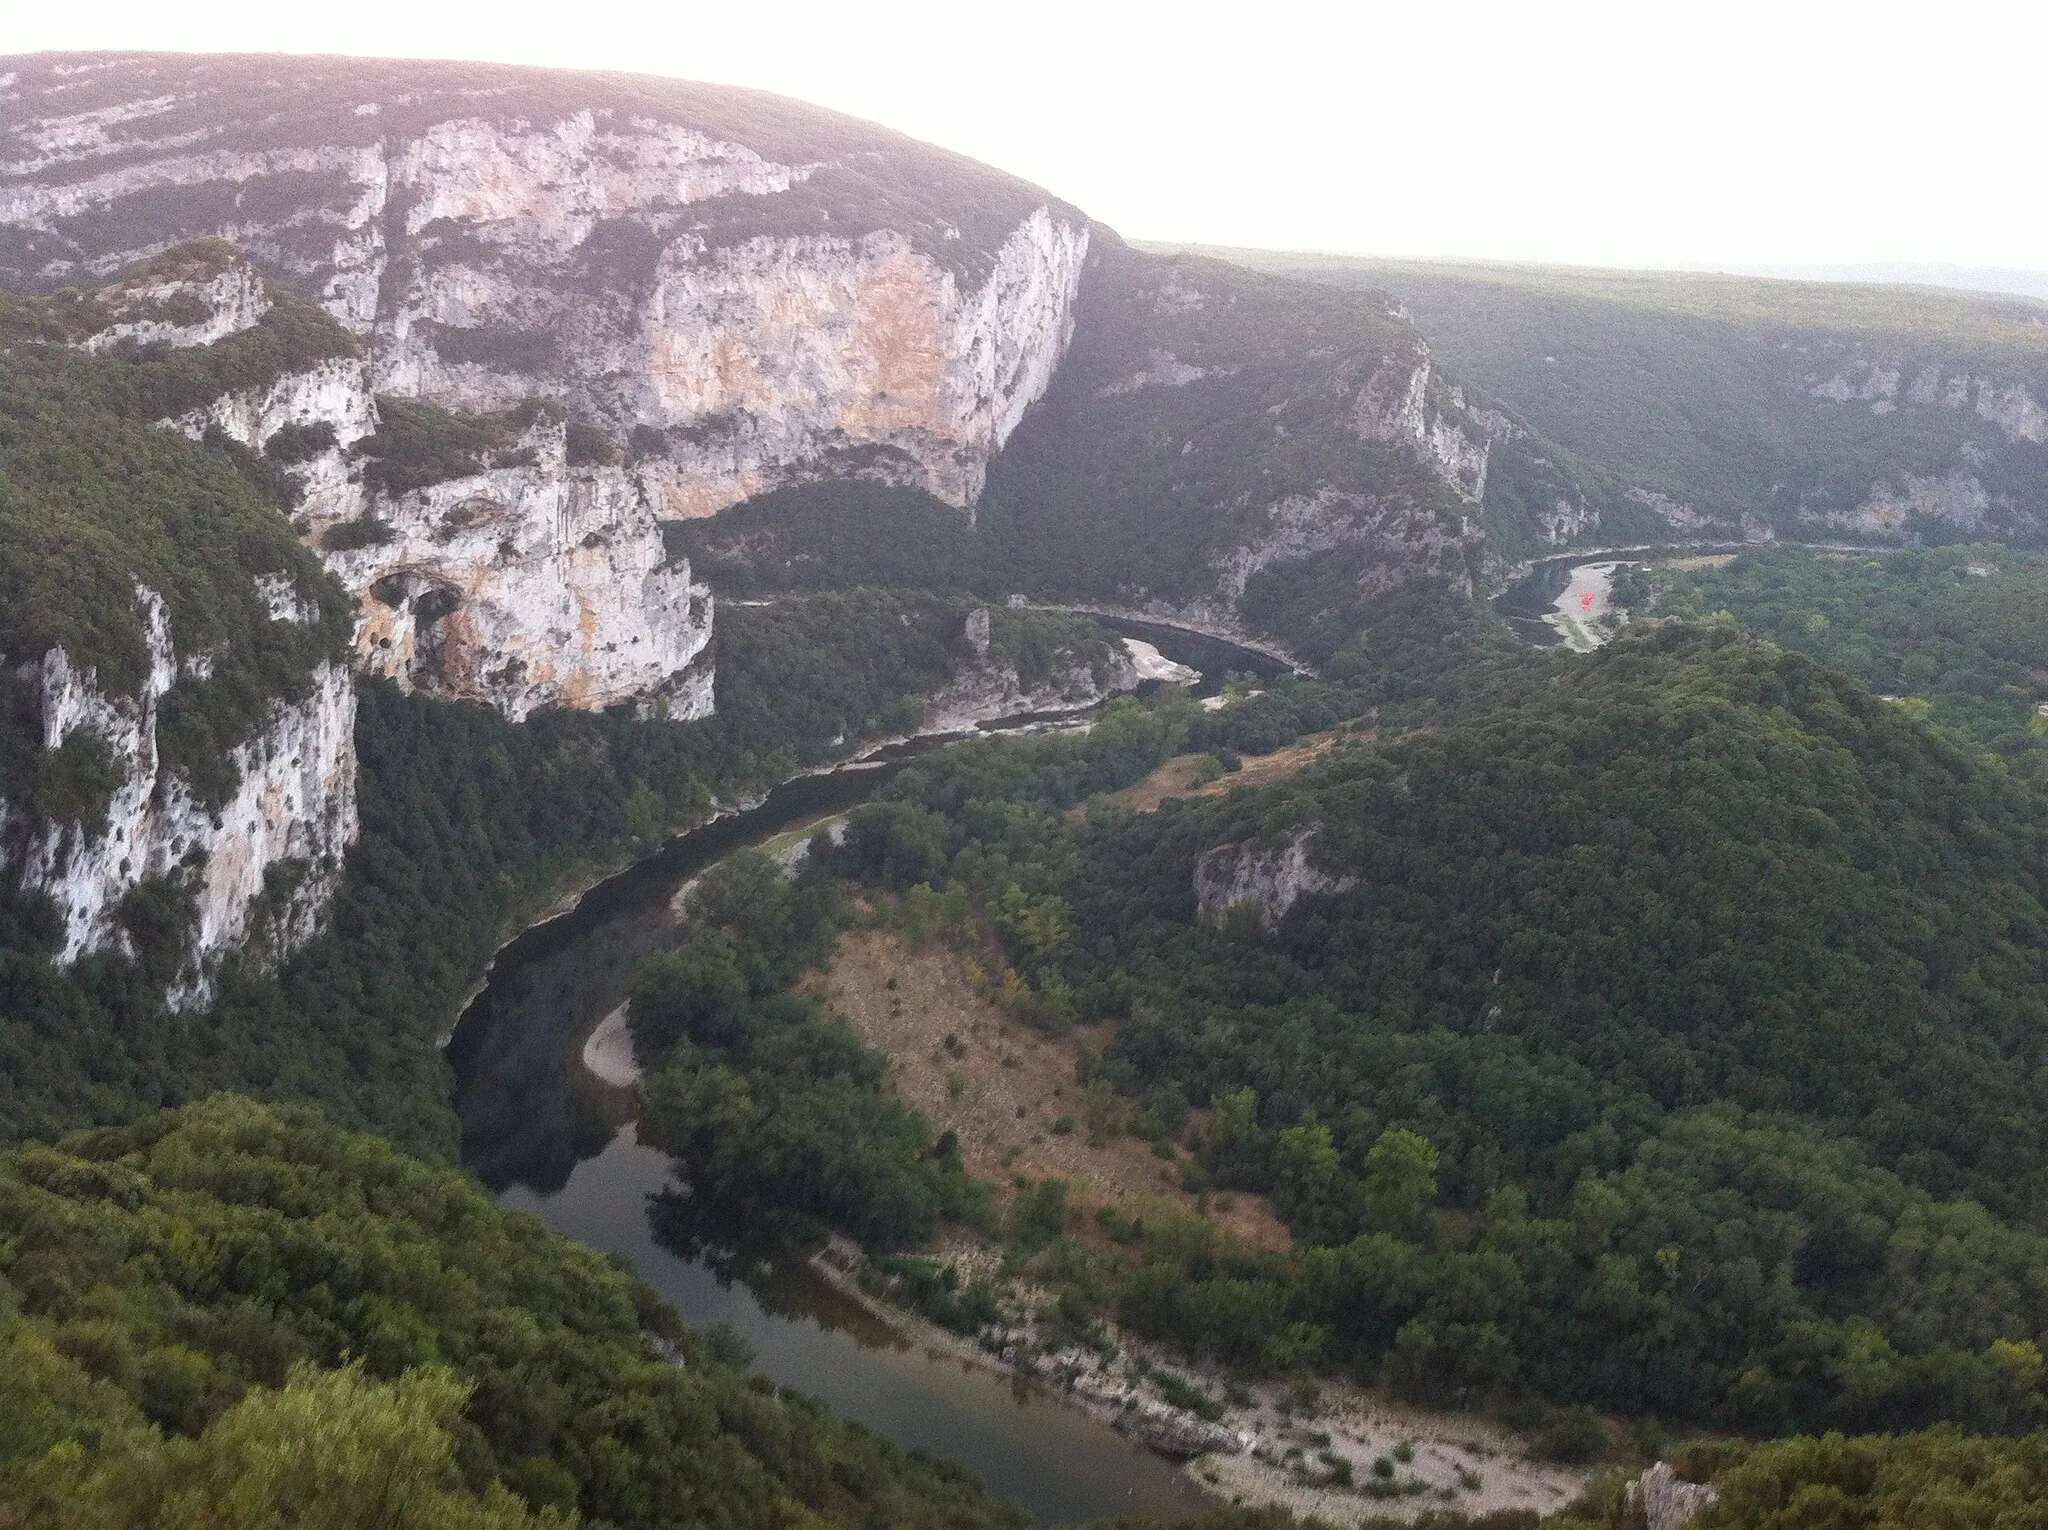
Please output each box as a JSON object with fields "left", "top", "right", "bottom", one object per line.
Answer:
{"left": 447, "top": 621, "right": 1287, "bottom": 1528}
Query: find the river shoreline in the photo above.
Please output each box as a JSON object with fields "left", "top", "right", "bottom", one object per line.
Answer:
{"left": 451, "top": 613, "right": 1590, "bottom": 1526}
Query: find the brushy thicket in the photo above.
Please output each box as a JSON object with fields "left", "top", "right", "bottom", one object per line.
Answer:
{"left": 1620, "top": 544, "right": 2048, "bottom": 770}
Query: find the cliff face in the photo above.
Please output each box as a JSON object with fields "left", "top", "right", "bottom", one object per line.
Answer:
{"left": 323, "top": 417, "right": 714, "bottom": 721}
{"left": 4, "top": 590, "right": 357, "bottom": 1008}
{"left": 0, "top": 55, "right": 1090, "bottom": 521}
{"left": 977, "top": 242, "right": 1487, "bottom": 622}
{"left": 920, "top": 612, "right": 1172, "bottom": 734}
{"left": 108, "top": 252, "right": 716, "bottom": 722}
{"left": 1193, "top": 824, "right": 1356, "bottom": 931}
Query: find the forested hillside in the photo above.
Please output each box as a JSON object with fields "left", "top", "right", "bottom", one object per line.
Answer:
{"left": 820, "top": 626, "right": 2048, "bottom": 1433}
{"left": 0, "top": 263, "right": 356, "bottom": 817}
{"left": 1619, "top": 545, "right": 2048, "bottom": 769}
{"left": 0, "top": 583, "right": 1109, "bottom": 1156}
{"left": 1193, "top": 248, "right": 2048, "bottom": 546}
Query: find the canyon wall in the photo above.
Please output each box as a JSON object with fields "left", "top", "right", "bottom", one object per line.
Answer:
{"left": 2, "top": 590, "right": 357, "bottom": 1008}
{"left": 1, "top": 56, "right": 1091, "bottom": 522}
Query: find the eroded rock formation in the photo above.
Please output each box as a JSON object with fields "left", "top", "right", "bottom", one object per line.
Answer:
{"left": 1, "top": 589, "right": 357, "bottom": 1008}
{"left": 1625, "top": 1463, "right": 1719, "bottom": 1530}
{"left": 2, "top": 56, "right": 1090, "bottom": 521}
{"left": 1194, "top": 824, "right": 1357, "bottom": 930}
{"left": 322, "top": 416, "right": 714, "bottom": 721}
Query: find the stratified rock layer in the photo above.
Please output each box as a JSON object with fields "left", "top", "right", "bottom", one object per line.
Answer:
{"left": 1, "top": 55, "right": 1090, "bottom": 519}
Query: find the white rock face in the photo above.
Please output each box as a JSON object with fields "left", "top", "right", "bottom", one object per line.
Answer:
{"left": 312, "top": 417, "right": 714, "bottom": 721}
{"left": 1976, "top": 380, "right": 2048, "bottom": 444}
{"left": 1626, "top": 1464, "right": 1718, "bottom": 1530}
{"left": 6, "top": 79, "right": 1092, "bottom": 519}
{"left": 1121, "top": 638, "right": 1198, "bottom": 685}
{"left": 1829, "top": 468, "right": 1991, "bottom": 535}
{"left": 1097, "top": 347, "right": 1225, "bottom": 397}
{"left": 922, "top": 610, "right": 1142, "bottom": 733}
{"left": 1, "top": 588, "right": 358, "bottom": 1006}
{"left": 1354, "top": 350, "right": 1512, "bottom": 504}
{"left": 81, "top": 256, "right": 270, "bottom": 351}
{"left": 1194, "top": 825, "right": 1357, "bottom": 930}
{"left": 388, "top": 111, "right": 802, "bottom": 245}
{"left": 169, "top": 356, "right": 379, "bottom": 454}
{"left": 632, "top": 210, "right": 1088, "bottom": 517}
{"left": 1214, "top": 487, "right": 1478, "bottom": 613}
{"left": 1812, "top": 364, "right": 2048, "bottom": 443}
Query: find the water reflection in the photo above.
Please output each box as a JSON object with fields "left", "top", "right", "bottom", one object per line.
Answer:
{"left": 503, "top": 1123, "right": 1218, "bottom": 1527}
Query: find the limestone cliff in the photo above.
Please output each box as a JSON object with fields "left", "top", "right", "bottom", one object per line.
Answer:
{"left": 1, "top": 589, "right": 357, "bottom": 1007}
{"left": 322, "top": 415, "right": 714, "bottom": 721}
{"left": 921, "top": 613, "right": 1175, "bottom": 734}
{"left": 1, "top": 54, "right": 1090, "bottom": 523}
{"left": 1194, "top": 825, "right": 1357, "bottom": 931}
{"left": 1625, "top": 1463, "right": 1718, "bottom": 1530}
{"left": 92, "top": 254, "right": 716, "bottom": 722}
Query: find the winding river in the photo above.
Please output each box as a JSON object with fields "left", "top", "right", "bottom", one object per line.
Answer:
{"left": 447, "top": 619, "right": 1287, "bottom": 1528}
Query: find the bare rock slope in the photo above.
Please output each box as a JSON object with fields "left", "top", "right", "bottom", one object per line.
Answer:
{"left": 1, "top": 53, "right": 1090, "bottom": 521}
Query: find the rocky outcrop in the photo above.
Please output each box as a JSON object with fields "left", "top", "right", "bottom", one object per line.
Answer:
{"left": 1355, "top": 350, "right": 1516, "bottom": 504}
{"left": 630, "top": 210, "right": 1088, "bottom": 518}
{"left": 1811, "top": 363, "right": 2048, "bottom": 445}
{"left": 309, "top": 415, "right": 713, "bottom": 721}
{"left": 1, "top": 587, "right": 358, "bottom": 1007}
{"left": 1111, "top": 1401, "right": 1243, "bottom": 1460}
{"left": 1625, "top": 1463, "right": 1718, "bottom": 1530}
{"left": 78, "top": 246, "right": 269, "bottom": 350}
{"left": 170, "top": 355, "right": 379, "bottom": 457}
{"left": 2, "top": 57, "right": 1090, "bottom": 523}
{"left": 1194, "top": 824, "right": 1357, "bottom": 930}
{"left": 921, "top": 611, "right": 1147, "bottom": 733}
{"left": 1214, "top": 487, "right": 1479, "bottom": 613}
{"left": 1823, "top": 468, "right": 1991, "bottom": 537}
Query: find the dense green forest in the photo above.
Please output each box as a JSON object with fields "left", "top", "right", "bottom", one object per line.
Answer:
{"left": 1192, "top": 247, "right": 2048, "bottom": 540}
{"left": 0, "top": 1094, "right": 1032, "bottom": 1530}
{"left": 1618, "top": 545, "right": 2048, "bottom": 768}
{"left": 796, "top": 626, "right": 2048, "bottom": 1434}
{"left": 18, "top": 1097, "right": 2033, "bottom": 1530}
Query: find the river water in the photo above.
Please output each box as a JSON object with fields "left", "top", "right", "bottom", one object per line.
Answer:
{"left": 448, "top": 623, "right": 1286, "bottom": 1527}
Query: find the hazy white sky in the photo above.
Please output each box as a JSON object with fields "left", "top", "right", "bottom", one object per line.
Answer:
{"left": 10, "top": 0, "right": 2047, "bottom": 272}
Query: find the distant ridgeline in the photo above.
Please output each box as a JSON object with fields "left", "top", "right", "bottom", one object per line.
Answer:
{"left": 1199, "top": 248, "right": 2048, "bottom": 548}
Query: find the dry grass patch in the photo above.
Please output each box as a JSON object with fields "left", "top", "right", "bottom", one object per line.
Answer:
{"left": 1091, "top": 731, "right": 1350, "bottom": 819}
{"left": 811, "top": 928, "right": 1291, "bottom": 1253}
